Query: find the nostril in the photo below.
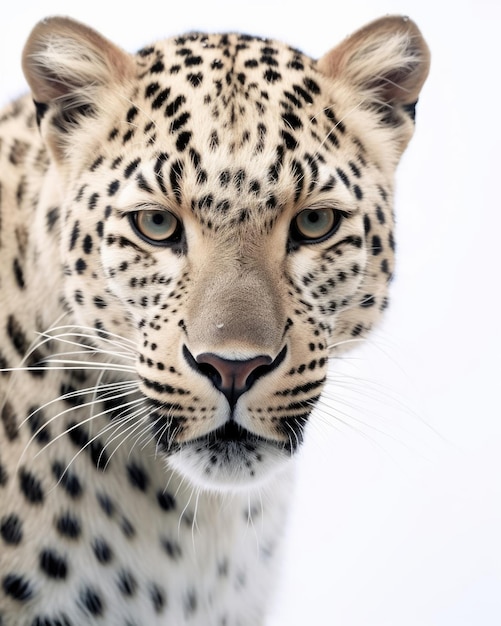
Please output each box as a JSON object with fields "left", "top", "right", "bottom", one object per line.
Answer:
{"left": 182, "top": 345, "right": 287, "bottom": 408}
{"left": 196, "top": 360, "right": 223, "bottom": 390}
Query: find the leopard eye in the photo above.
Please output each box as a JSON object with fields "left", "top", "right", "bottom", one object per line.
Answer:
{"left": 291, "top": 208, "right": 341, "bottom": 243}
{"left": 130, "top": 209, "right": 182, "bottom": 245}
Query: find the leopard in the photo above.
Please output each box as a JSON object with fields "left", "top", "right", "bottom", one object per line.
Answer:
{"left": 0, "top": 14, "right": 429, "bottom": 625}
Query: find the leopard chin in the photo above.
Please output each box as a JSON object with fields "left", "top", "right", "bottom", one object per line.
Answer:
{"left": 165, "top": 422, "right": 294, "bottom": 492}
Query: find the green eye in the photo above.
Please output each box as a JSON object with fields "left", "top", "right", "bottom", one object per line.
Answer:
{"left": 130, "top": 209, "right": 182, "bottom": 245}
{"left": 291, "top": 208, "right": 340, "bottom": 243}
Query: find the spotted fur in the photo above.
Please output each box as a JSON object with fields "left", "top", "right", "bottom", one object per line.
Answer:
{"left": 0, "top": 16, "right": 429, "bottom": 625}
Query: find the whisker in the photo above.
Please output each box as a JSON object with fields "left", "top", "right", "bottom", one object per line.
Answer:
{"left": 19, "top": 391, "right": 143, "bottom": 470}
{"left": 100, "top": 406, "right": 152, "bottom": 469}
{"left": 39, "top": 324, "right": 136, "bottom": 348}
{"left": 19, "top": 380, "right": 138, "bottom": 428}
{"left": 40, "top": 396, "right": 146, "bottom": 477}
{"left": 41, "top": 359, "right": 136, "bottom": 372}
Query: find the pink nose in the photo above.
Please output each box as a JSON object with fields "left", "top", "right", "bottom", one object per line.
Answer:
{"left": 182, "top": 345, "right": 287, "bottom": 408}
{"left": 195, "top": 352, "right": 272, "bottom": 406}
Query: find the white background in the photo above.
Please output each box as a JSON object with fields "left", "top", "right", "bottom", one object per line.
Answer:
{"left": 1, "top": 1, "right": 500, "bottom": 624}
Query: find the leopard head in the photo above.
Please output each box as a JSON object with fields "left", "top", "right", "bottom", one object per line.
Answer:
{"left": 22, "top": 16, "right": 429, "bottom": 491}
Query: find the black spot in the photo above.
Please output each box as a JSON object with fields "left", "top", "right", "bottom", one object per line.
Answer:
{"left": 292, "top": 83, "right": 313, "bottom": 104}
{"left": 67, "top": 422, "right": 89, "bottom": 447}
{"left": 371, "top": 235, "right": 383, "bottom": 255}
{"left": 40, "top": 549, "right": 68, "bottom": 580}
{"left": 13, "top": 258, "right": 25, "bottom": 289}
{"left": 88, "top": 192, "right": 99, "bottom": 211}
{"left": 169, "top": 160, "right": 184, "bottom": 203}
{"left": 1, "top": 401, "right": 18, "bottom": 441}
{"left": 2, "top": 573, "right": 33, "bottom": 602}
{"left": 263, "top": 69, "right": 281, "bottom": 83}
{"left": 136, "top": 172, "right": 154, "bottom": 194}
{"left": 363, "top": 215, "right": 371, "bottom": 235}
{"left": 93, "top": 295, "right": 107, "bottom": 309}
{"left": 185, "top": 55, "right": 203, "bottom": 67}
{"left": 281, "top": 130, "right": 298, "bottom": 150}
{"left": 360, "top": 294, "right": 375, "bottom": 308}
{"left": 151, "top": 87, "right": 171, "bottom": 110}
{"left": 336, "top": 167, "right": 350, "bottom": 188}
{"left": 351, "top": 323, "right": 364, "bottom": 337}
{"left": 75, "top": 258, "right": 86, "bottom": 274}
{"left": 150, "top": 60, "right": 165, "bottom": 73}
{"left": 150, "top": 584, "right": 166, "bottom": 613}
{"left": 388, "top": 231, "right": 395, "bottom": 251}
{"left": 55, "top": 512, "right": 81, "bottom": 539}
{"left": 7, "top": 314, "right": 29, "bottom": 358}
{"left": 121, "top": 517, "right": 135, "bottom": 538}
{"left": 96, "top": 492, "right": 115, "bottom": 516}
{"left": 117, "top": 570, "right": 137, "bottom": 597}
{"left": 282, "top": 112, "right": 302, "bottom": 130}
{"left": 79, "top": 587, "right": 104, "bottom": 616}
{"left": 92, "top": 537, "right": 113, "bottom": 564}
{"left": 46, "top": 206, "right": 60, "bottom": 231}
{"left": 69, "top": 221, "right": 80, "bottom": 250}
{"left": 145, "top": 82, "right": 160, "bottom": 99}
{"left": 376, "top": 205, "right": 386, "bottom": 224}
{"left": 303, "top": 77, "right": 320, "bottom": 94}
{"left": 353, "top": 185, "right": 363, "bottom": 200}
{"left": 349, "top": 161, "right": 361, "bottom": 178}
{"left": 0, "top": 514, "right": 23, "bottom": 545}
{"left": 126, "top": 462, "right": 149, "bottom": 491}
{"left": 88, "top": 439, "right": 108, "bottom": 471}
{"left": 176, "top": 131, "right": 192, "bottom": 151}
{"left": 27, "top": 407, "right": 51, "bottom": 444}
{"left": 90, "top": 155, "right": 104, "bottom": 171}
{"left": 19, "top": 468, "right": 44, "bottom": 504}
{"left": 51, "top": 461, "right": 83, "bottom": 499}
{"left": 157, "top": 490, "right": 176, "bottom": 512}
{"left": 124, "top": 158, "right": 141, "bottom": 179}
{"left": 290, "top": 159, "right": 304, "bottom": 202}
{"left": 0, "top": 461, "right": 8, "bottom": 486}
{"left": 126, "top": 106, "right": 138, "bottom": 123}
{"left": 184, "top": 589, "right": 198, "bottom": 617}
{"left": 108, "top": 180, "right": 120, "bottom": 196}
{"left": 161, "top": 538, "right": 182, "bottom": 560}
{"left": 82, "top": 234, "right": 92, "bottom": 254}
{"left": 261, "top": 54, "right": 278, "bottom": 67}
{"left": 187, "top": 72, "right": 203, "bottom": 87}
{"left": 166, "top": 95, "right": 186, "bottom": 117}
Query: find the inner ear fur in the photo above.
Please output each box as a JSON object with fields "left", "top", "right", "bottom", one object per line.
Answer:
{"left": 318, "top": 16, "right": 430, "bottom": 107}
{"left": 22, "top": 16, "right": 134, "bottom": 104}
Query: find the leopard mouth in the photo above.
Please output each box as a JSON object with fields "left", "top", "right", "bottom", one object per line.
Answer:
{"left": 188, "top": 420, "right": 289, "bottom": 454}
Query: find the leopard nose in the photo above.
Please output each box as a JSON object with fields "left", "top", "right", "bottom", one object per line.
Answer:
{"left": 183, "top": 346, "right": 287, "bottom": 408}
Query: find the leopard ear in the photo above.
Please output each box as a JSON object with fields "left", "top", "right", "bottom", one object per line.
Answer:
{"left": 318, "top": 16, "right": 430, "bottom": 150}
{"left": 22, "top": 16, "right": 134, "bottom": 158}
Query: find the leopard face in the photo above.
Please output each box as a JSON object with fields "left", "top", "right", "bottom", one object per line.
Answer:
{"left": 20, "top": 17, "right": 429, "bottom": 491}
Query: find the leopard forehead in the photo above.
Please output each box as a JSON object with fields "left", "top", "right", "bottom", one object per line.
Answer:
{"left": 69, "top": 32, "right": 373, "bottom": 241}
